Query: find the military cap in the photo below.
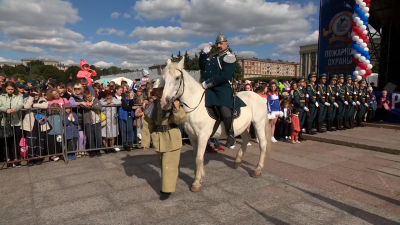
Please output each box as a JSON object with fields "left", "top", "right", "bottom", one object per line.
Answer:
{"left": 330, "top": 75, "right": 337, "bottom": 80}
{"left": 358, "top": 79, "right": 366, "bottom": 84}
{"left": 308, "top": 72, "right": 317, "bottom": 79}
{"left": 297, "top": 76, "right": 305, "bottom": 83}
{"left": 319, "top": 73, "right": 327, "bottom": 79}
{"left": 346, "top": 75, "right": 352, "bottom": 80}
{"left": 42, "top": 80, "right": 48, "bottom": 85}
{"left": 27, "top": 78, "right": 35, "bottom": 84}
{"left": 15, "top": 81, "right": 24, "bottom": 88}
{"left": 24, "top": 86, "right": 30, "bottom": 91}
{"left": 338, "top": 74, "right": 344, "bottom": 79}
{"left": 352, "top": 77, "right": 358, "bottom": 82}
{"left": 152, "top": 77, "right": 165, "bottom": 89}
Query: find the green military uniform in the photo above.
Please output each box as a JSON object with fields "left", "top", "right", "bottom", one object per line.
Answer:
{"left": 352, "top": 78, "right": 360, "bottom": 127}
{"left": 317, "top": 74, "right": 328, "bottom": 132}
{"left": 345, "top": 75, "right": 355, "bottom": 129}
{"left": 326, "top": 75, "right": 338, "bottom": 131}
{"left": 336, "top": 74, "right": 347, "bottom": 130}
{"left": 142, "top": 97, "right": 187, "bottom": 195}
{"left": 357, "top": 79, "right": 368, "bottom": 127}
{"left": 199, "top": 32, "right": 245, "bottom": 148}
{"left": 306, "top": 72, "right": 318, "bottom": 134}
{"left": 293, "top": 76, "right": 307, "bottom": 140}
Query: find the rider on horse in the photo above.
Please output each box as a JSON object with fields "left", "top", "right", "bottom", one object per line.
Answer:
{"left": 199, "top": 32, "right": 241, "bottom": 148}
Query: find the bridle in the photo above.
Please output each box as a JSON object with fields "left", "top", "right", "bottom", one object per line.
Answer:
{"left": 172, "top": 69, "right": 205, "bottom": 113}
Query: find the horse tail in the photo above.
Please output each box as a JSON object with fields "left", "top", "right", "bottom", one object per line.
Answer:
{"left": 264, "top": 117, "right": 272, "bottom": 157}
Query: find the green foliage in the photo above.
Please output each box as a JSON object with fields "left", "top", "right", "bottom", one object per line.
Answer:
{"left": 27, "top": 60, "right": 44, "bottom": 67}
{"left": 234, "top": 62, "right": 243, "bottom": 81}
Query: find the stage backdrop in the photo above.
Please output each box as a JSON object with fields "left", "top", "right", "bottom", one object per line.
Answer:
{"left": 318, "top": 0, "right": 355, "bottom": 76}
{"left": 373, "top": 92, "right": 400, "bottom": 124}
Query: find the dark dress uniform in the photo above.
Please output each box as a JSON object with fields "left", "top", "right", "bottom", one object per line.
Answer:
{"left": 357, "top": 80, "right": 367, "bottom": 127}
{"left": 293, "top": 76, "right": 307, "bottom": 140}
{"left": 306, "top": 72, "right": 318, "bottom": 134}
{"left": 326, "top": 75, "right": 338, "bottom": 131}
{"left": 345, "top": 75, "right": 354, "bottom": 129}
{"left": 336, "top": 74, "right": 346, "bottom": 130}
{"left": 317, "top": 74, "right": 328, "bottom": 132}
{"left": 199, "top": 32, "right": 245, "bottom": 147}
{"left": 352, "top": 78, "right": 360, "bottom": 127}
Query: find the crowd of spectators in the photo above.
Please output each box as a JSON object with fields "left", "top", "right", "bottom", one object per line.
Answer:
{"left": 0, "top": 60, "right": 154, "bottom": 168}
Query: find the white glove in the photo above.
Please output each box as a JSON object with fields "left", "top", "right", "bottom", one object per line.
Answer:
{"left": 303, "top": 107, "right": 309, "bottom": 112}
{"left": 203, "top": 42, "right": 212, "bottom": 54}
{"left": 364, "top": 103, "right": 369, "bottom": 107}
{"left": 336, "top": 92, "right": 339, "bottom": 96}
{"left": 306, "top": 94, "right": 309, "bottom": 98}
{"left": 324, "top": 102, "right": 330, "bottom": 106}
{"left": 334, "top": 103, "right": 339, "bottom": 108}
{"left": 317, "top": 91, "right": 320, "bottom": 95}
{"left": 315, "top": 102, "right": 319, "bottom": 107}
{"left": 352, "top": 102, "right": 356, "bottom": 106}
{"left": 201, "top": 81, "right": 207, "bottom": 89}
{"left": 357, "top": 101, "right": 360, "bottom": 105}
{"left": 344, "top": 101, "right": 348, "bottom": 105}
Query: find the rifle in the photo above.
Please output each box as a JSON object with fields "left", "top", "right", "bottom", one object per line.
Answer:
{"left": 305, "top": 88, "right": 310, "bottom": 116}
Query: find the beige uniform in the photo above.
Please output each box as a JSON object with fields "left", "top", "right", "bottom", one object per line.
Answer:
{"left": 141, "top": 99, "right": 187, "bottom": 193}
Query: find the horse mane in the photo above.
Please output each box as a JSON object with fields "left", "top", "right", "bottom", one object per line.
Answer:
{"left": 164, "top": 62, "right": 202, "bottom": 88}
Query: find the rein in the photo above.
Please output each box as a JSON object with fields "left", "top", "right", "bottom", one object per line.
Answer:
{"left": 175, "top": 69, "right": 205, "bottom": 113}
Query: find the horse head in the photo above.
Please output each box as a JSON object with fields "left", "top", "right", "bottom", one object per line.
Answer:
{"left": 160, "top": 57, "right": 185, "bottom": 110}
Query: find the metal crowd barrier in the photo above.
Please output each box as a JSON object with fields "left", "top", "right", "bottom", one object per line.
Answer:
{"left": 0, "top": 104, "right": 142, "bottom": 166}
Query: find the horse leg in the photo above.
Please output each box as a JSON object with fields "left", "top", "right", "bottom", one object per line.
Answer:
{"left": 252, "top": 119, "right": 270, "bottom": 178}
{"left": 191, "top": 136, "right": 207, "bottom": 192}
{"left": 234, "top": 130, "right": 250, "bottom": 169}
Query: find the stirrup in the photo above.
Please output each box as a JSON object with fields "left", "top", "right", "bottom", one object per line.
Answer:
{"left": 225, "top": 135, "right": 235, "bottom": 149}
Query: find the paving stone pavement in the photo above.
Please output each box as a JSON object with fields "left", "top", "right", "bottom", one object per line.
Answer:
{"left": 1, "top": 127, "right": 400, "bottom": 225}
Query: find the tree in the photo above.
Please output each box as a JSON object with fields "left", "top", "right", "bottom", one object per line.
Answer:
{"left": 1, "top": 65, "right": 15, "bottom": 76}
{"left": 177, "top": 51, "right": 182, "bottom": 60}
{"left": 184, "top": 51, "right": 190, "bottom": 70}
{"left": 42, "top": 65, "right": 61, "bottom": 80}
{"left": 14, "top": 65, "right": 27, "bottom": 75}
{"left": 234, "top": 61, "right": 243, "bottom": 81}
{"left": 27, "top": 60, "right": 44, "bottom": 67}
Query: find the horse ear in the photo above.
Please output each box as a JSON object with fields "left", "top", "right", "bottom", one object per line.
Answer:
{"left": 166, "top": 59, "right": 172, "bottom": 65}
{"left": 178, "top": 57, "right": 184, "bottom": 69}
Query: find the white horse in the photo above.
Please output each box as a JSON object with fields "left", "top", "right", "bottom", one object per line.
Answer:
{"left": 160, "top": 58, "right": 271, "bottom": 192}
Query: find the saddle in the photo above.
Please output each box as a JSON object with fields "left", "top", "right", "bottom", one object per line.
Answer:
{"left": 206, "top": 106, "right": 241, "bottom": 137}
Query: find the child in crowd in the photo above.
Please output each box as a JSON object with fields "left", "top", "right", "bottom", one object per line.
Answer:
{"left": 114, "top": 85, "right": 123, "bottom": 101}
{"left": 119, "top": 91, "right": 135, "bottom": 150}
{"left": 377, "top": 90, "right": 390, "bottom": 122}
{"left": 22, "top": 88, "right": 50, "bottom": 166}
{"left": 47, "top": 103, "right": 63, "bottom": 161}
{"left": 77, "top": 59, "right": 97, "bottom": 96}
{"left": 100, "top": 90, "right": 120, "bottom": 153}
{"left": 290, "top": 108, "right": 300, "bottom": 144}
{"left": 278, "top": 100, "right": 291, "bottom": 142}
{"left": 64, "top": 105, "right": 79, "bottom": 160}
{"left": 133, "top": 97, "right": 144, "bottom": 141}
{"left": 81, "top": 90, "right": 102, "bottom": 158}
{"left": 140, "top": 70, "right": 150, "bottom": 91}
{"left": 367, "top": 87, "right": 377, "bottom": 122}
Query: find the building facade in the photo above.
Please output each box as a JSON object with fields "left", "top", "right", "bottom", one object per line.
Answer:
{"left": 21, "top": 58, "right": 72, "bottom": 71}
{"left": 237, "top": 58, "right": 300, "bottom": 79}
{"left": 299, "top": 44, "right": 318, "bottom": 79}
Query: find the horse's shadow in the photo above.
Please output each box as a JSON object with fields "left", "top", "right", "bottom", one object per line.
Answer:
{"left": 120, "top": 148, "right": 255, "bottom": 195}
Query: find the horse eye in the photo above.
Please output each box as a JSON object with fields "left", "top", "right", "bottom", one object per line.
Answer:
{"left": 175, "top": 77, "right": 180, "bottom": 81}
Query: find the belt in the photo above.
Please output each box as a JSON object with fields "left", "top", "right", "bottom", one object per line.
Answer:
{"left": 154, "top": 124, "right": 178, "bottom": 132}
{"left": 313, "top": 96, "right": 316, "bottom": 99}
{"left": 332, "top": 97, "right": 335, "bottom": 99}
{"left": 300, "top": 100, "right": 305, "bottom": 102}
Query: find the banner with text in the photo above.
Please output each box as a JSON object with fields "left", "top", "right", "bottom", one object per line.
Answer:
{"left": 318, "top": 0, "right": 355, "bottom": 77}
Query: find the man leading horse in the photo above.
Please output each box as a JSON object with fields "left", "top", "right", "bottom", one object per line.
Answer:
{"left": 199, "top": 32, "right": 245, "bottom": 149}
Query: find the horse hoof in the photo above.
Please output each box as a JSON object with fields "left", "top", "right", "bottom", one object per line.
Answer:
{"left": 190, "top": 185, "right": 201, "bottom": 192}
{"left": 233, "top": 162, "right": 241, "bottom": 169}
{"left": 251, "top": 170, "right": 261, "bottom": 178}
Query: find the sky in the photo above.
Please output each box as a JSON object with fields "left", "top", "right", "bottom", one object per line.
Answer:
{"left": 0, "top": 0, "right": 321, "bottom": 69}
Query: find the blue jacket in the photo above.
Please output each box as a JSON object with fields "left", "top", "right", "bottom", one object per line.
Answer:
{"left": 64, "top": 112, "right": 79, "bottom": 139}
{"left": 368, "top": 93, "right": 377, "bottom": 110}
{"left": 267, "top": 92, "right": 281, "bottom": 112}
{"left": 47, "top": 114, "right": 62, "bottom": 135}
{"left": 118, "top": 96, "right": 134, "bottom": 121}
